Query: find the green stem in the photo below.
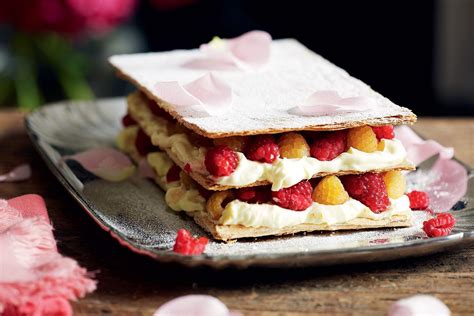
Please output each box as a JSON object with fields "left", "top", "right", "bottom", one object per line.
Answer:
{"left": 12, "top": 33, "right": 43, "bottom": 110}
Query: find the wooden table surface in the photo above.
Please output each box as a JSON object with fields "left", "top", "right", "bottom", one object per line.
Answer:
{"left": 1, "top": 111, "right": 473, "bottom": 315}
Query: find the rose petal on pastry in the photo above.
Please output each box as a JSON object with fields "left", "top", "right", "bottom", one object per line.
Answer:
{"left": 289, "top": 90, "right": 376, "bottom": 116}
{"left": 395, "top": 126, "right": 454, "bottom": 166}
{"left": 0, "top": 164, "right": 31, "bottom": 182}
{"left": 154, "top": 295, "right": 230, "bottom": 316}
{"left": 155, "top": 73, "right": 232, "bottom": 116}
{"left": 65, "top": 148, "right": 135, "bottom": 182}
{"left": 388, "top": 295, "right": 451, "bottom": 316}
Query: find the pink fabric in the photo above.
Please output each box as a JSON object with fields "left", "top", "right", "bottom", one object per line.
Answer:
{"left": 0, "top": 194, "right": 96, "bottom": 315}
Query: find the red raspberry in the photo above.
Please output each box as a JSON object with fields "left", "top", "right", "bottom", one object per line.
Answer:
{"left": 236, "top": 186, "right": 271, "bottom": 204}
{"left": 271, "top": 181, "right": 313, "bottom": 211}
{"left": 341, "top": 173, "right": 390, "bottom": 213}
{"left": 310, "top": 130, "right": 347, "bottom": 161}
{"left": 406, "top": 191, "right": 430, "bottom": 210}
{"left": 121, "top": 113, "right": 136, "bottom": 127}
{"left": 245, "top": 135, "right": 280, "bottom": 163}
{"left": 183, "top": 163, "right": 192, "bottom": 174}
{"left": 166, "top": 164, "right": 181, "bottom": 183}
{"left": 147, "top": 98, "right": 173, "bottom": 120}
{"left": 173, "top": 229, "right": 208, "bottom": 255}
{"left": 371, "top": 125, "right": 395, "bottom": 140}
{"left": 205, "top": 146, "right": 239, "bottom": 177}
{"left": 423, "top": 213, "right": 456, "bottom": 237}
{"left": 135, "top": 129, "right": 159, "bottom": 156}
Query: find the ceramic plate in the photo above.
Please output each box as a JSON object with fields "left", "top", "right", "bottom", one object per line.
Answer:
{"left": 26, "top": 98, "right": 474, "bottom": 268}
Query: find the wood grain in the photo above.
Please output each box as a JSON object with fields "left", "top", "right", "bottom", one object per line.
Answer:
{"left": 1, "top": 112, "right": 473, "bottom": 316}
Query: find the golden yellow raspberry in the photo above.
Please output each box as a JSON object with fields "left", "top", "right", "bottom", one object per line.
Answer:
{"left": 347, "top": 126, "right": 378, "bottom": 153}
{"left": 213, "top": 136, "right": 248, "bottom": 152}
{"left": 383, "top": 170, "right": 406, "bottom": 199}
{"left": 312, "top": 175, "right": 349, "bottom": 205}
{"left": 278, "top": 132, "right": 310, "bottom": 159}
{"left": 206, "top": 190, "right": 235, "bottom": 220}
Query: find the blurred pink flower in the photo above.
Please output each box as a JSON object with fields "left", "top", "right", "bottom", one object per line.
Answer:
{"left": 0, "top": 0, "right": 136, "bottom": 35}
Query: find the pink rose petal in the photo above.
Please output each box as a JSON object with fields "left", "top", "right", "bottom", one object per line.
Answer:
{"left": 187, "top": 30, "right": 272, "bottom": 71}
{"left": 424, "top": 158, "right": 468, "bottom": 211}
{"left": 388, "top": 295, "right": 451, "bottom": 316}
{"left": 65, "top": 147, "right": 135, "bottom": 182}
{"left": 138, "top": 158, "right": 156, "bottom": 179}
{"left": 0, "top": 164, "right": 31, "bottom": 182}
{"left": 289, "top": 90, "right": 376, "bottom": 116}
{"left": 8, "top": 194, "right": 48, "bottom": 220}
{"left": 154, "top": 295, "right": 232, "bottom": 316}
{"left": 155, "top": 73, "right": 232, "bottom": 116}
{"left": 395, "top": 126, "right": 454, "bottom": 166}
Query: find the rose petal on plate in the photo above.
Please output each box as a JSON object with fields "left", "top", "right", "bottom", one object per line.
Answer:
{"left": 138, "top": 158, "right": 156, "bottom": 179}
{"left": 289, "top": 90, "right": 376, "bottom": 116}
{"left": 65, "top": 148, "right": 135, "bottom": 182}
{"left": 227, "top": 30, "right": 272, "bottom": 69}
{"left": 395, "top": 126, "right": 454, "bottom": 166}
{"left": 388, "top": 295, "right": 451, "bottom": 316}
{"left": 155, "top": 73, "right": 232, "bottom": 116}
{"left": 426, "top": 158, "right": 468, "bottom": 211}
{"left": 153, "top": 295, "right": 230, "bottom": 316}
{"left": 0, "top": 164, "right": 31, "bottom": 182}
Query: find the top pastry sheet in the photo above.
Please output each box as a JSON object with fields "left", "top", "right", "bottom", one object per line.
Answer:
{"left": 109, "top": 39, "right": 416, "bottom": 138}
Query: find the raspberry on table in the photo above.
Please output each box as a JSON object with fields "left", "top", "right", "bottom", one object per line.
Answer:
{"left": 423, "top": 213, "right": 456, "bottom": 237}
{"left": 245, "top": 135, "right": 280, "bottom": 163}
{"left": 166, "top": 164, "right": 181, "bottom": 183}
{"left": 205, "top": 145, "right": 239, "bottom": 177}
{"left": 341, "top": 173, "right": 390, "bottom": 213}
{"left": 406, "top": 191, "right": 430, "bottom": 210}
{"left": 347, "top": 126, "right": 378, "bottom": 153}
{"left": 236, "top": 186, "right": 271, "bottom": 204}
{"left": 272, "top": 181, "right": 313, "bottom": 211}
{"left": 278, "top": 132, "right": 310, "bottom": 159}
{"left": 312, "top": 175, "right": 349, "bottom": 205}
{"left": 173, "top": 229, "right": 208, "bottom": 255}
{"left": 310, "top": 130, "right": 347, "bottom": 161}
{"left": 213, "top": 136, "right": 249, "bottom": 152}
{"left": 371, "top": 125, "right": 395, "bottom": 140}
{"left": 383, "top": 170, "right": 406, "bottom": 199}
{"left": 121, "top": 113, "right": 136, "bottom": 127}
{"left": 135, "top": 128, "right": 160, "bottom": 156}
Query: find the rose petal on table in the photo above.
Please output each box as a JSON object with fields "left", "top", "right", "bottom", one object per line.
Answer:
{"left": 138, "top": 158, "right": 156, "bottom": 179}
{"left": 425, "top": 158, "right": 468, "bottom": 211}
{"left": 388, "top": 294, "right": 451, "bottom": 316}
{"left": 65, "top": 148, "right": 135, "bottom": 182}
{"left": 153, "top": 295, "right": 231, "bottom": 316}
{"left": 0, "top": 199, "right": 23, "bottom": 232}
{"left": 8, "top": 194, "right": 49, "bottom": 220}
{"left": 289, "top": 90, "right": 376, "bottom": 116}
{"left": 395, "top": 126, "right": 454, "bottom": 166}
{"left": 155, "top": 73, "right": 232, "bottom": 116}
{"left": 0, "top": 163, "right": 31, "bottom": 182}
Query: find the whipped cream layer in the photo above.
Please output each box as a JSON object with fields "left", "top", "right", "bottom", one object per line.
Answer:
{"left": 217, "top": 139, "right": 408, "bottom": 190}
{"left": 128, "top": 91, "right": 413, "bottom": 190}
{"left": 220, "top": 196, "right": 412, "bottom": 229}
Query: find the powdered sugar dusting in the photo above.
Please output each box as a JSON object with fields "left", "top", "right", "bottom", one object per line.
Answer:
{"left": 109, "top": 39, "right": 414, "bottom": 135}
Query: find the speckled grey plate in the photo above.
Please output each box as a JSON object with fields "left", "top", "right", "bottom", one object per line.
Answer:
{"left": 25, "top": 98, "right": 474, "bottom": 268}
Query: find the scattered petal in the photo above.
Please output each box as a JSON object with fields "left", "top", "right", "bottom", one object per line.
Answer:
{"left": 289, "top": 90, "right": 376, "bottom": 116}
{"left": 154, "top": 73, "right": 232, "bottom": 116}
{"left": 185, "top": 30, "right": 272, "bottom": 71}
{"left": 395, "top": 126, "right": 454, "bottom": 166}
{"left": 154, "top": 295, "right": 230, "bottom": 316}
{"left": 139, "top": 158, "right": 156, "bottom": 179}
{"left": 388, "top": 295, "right": 451, "bottom": 316}
{"left": 65, "top": 148, "right": 135, "bottom": 182}
{"left": 8, "top": 194, "right": 48, "bottom": 219}
{"left": 0, "top": 164, "right": 31, "bottom": 182}
{"left": 426, "top": 158, "right": 468, "bottom": 211}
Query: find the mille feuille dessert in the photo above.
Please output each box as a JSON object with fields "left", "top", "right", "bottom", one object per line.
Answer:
{"left": 110, "top": 31, "right": 417, "bottom": 241}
